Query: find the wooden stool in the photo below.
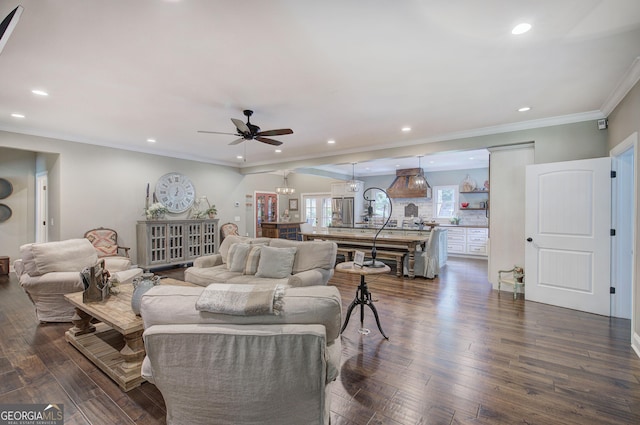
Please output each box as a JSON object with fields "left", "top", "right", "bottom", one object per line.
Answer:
{"left": 0, "top": 256, "right": 9, "bottom": 275}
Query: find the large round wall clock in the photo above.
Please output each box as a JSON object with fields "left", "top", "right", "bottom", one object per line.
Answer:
{"left": 155, "top": 172, "right": 196, "bottom": 213}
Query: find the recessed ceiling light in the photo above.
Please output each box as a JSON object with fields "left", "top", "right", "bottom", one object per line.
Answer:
{"left": 518, "top": 106, "right": 531, "bottom": 112}
{"left": 469, "top": 157, "right": 474, "bottom": 160}
{"left": 401, "top": 127, "right": 411, "bottom": 132}
{"left": 147, "top": 138, "right": 156, "bottom": 143}
{"left": 31, "top": 89, "right": 48, "bottom": 96}
{"left": 512, "top": 23, "right": 531, "bottom": 35}
{"left": 275, "top": 149, "right": 282, "bottom": 153}
{"left": 396, "top": 164, "right": 400, "bottom": 167}
{"left": 236, "top": 155, "right": 243, "bottom": 159}
{"left": 11, "top": 113, "right": 25, "bottom": 118}
{"left": 327, "top": 139, "right": 335, "bottom": 144}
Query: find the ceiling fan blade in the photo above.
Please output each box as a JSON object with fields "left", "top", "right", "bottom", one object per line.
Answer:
{"left": 228, "top": 138, "right": 245, "bottom": 145}
{"left": 257, "top": 128, "right": 293, "bottom": 137}
{"left": 197, "top": 130, "right": 238, "bottom": 135}
{"left": 231, "top": 118, "right": 250, "bottom": 134}
{"left": 255, "top": 136, "right": 283, "bottom": 146}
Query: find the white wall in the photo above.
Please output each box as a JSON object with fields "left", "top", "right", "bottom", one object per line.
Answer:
{"left": 0, "top": 147, "right": 36, "bottom": 265}
{"left": 487, "top": 145, "right": 534, "bottom": 288}
{"left": 0, "top": 132, "right": 285, "bottom": 265}
{"left": 0, "top": 119, "right": 610, "bottom": 272}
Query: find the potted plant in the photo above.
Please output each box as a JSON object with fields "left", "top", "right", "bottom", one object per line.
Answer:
{"left": 205, "top": 205, "right": 217, "bottom": 218}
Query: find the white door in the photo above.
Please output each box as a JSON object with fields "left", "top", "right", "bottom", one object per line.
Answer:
{"left": 35, "top": 172, "right": 48, "bottom": 243}
{"left": 525, "top": 157, "right": 611, "bottom": 316}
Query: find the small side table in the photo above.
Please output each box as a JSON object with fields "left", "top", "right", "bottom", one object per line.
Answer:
{"left": 0, "top": 256, "right": 9, "bottom": 275}
{"left": 335, "top": 261, "right": 390, "bottom": 339}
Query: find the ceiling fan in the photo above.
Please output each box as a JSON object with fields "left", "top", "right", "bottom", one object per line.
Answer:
{"left": 198, "top": 109, "right": 293, "bottom": 146}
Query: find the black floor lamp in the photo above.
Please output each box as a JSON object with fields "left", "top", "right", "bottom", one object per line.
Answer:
{"left": 363, "top": 187, "right": 392, "bottom": 268}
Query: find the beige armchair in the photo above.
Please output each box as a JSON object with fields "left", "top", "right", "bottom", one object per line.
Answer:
{"left": 140, "top": 284, "right": 342, "bottom": 425}
{"left": 14, "top": 239, "right": 141, "bottom": 322}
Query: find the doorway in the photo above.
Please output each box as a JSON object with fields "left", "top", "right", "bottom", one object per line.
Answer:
{"left": 35, "top": 172, "right": 48, "bottom": 243}
{"left": 610, "top": 133, "right": 637, "bottom": 320}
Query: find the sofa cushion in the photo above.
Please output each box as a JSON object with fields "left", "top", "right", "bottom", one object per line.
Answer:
{"left": 243, "top": 244, "right": 263, "bottom": 275}
{"left": 227, "top": 243, "right": 252, "bottom": 272}
{"left": 184, "top": 265, "right": 244, "bottom": 286}
{"left": 269, "top": 239, "right": 337, "bottom": 273}
{"left": 23, "top": 239, "right": 99, "bottom": 277}
{"left": 255, "top": 246, "right": 297, "bottom": 279}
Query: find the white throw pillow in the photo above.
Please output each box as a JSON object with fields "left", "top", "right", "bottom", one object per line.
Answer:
{"left": 227, "top": 243, "right": 252, "bottom": 272}
{"left": 255, "top": 246, "right": 297, "bottom": 279}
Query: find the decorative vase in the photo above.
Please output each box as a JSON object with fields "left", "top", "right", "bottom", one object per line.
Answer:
{"left": 131, "top": 272, "right": 161, "bottom": 315}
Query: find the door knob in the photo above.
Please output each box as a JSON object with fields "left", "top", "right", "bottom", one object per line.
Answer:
{"left": 526, "top": 237, "right": 533, "bottom": 242}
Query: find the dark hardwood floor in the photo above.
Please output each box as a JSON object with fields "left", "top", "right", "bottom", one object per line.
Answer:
{"left": 1, "top": 258, "right": 639, "bottom": 424}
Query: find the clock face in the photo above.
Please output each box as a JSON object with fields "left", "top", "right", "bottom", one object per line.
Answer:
{"left": 155, "top": 173, "right": 196, "bottom": 213}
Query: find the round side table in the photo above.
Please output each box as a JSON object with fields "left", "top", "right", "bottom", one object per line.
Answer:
{"left": 335, "top": 261, "right": 390, "bottom": 339}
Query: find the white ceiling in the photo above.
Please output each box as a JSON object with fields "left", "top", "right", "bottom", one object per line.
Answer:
{"left": 0, "top": 1, "right": 639, "bottom": 175}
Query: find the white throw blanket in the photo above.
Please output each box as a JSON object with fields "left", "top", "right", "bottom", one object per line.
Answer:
{"left": 196, "top": 283, "right": 285, "bottom": 316}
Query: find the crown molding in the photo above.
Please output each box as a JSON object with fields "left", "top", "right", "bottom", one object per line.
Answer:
{"left": 601, "top": 57, "right": 640, "bottom": 116}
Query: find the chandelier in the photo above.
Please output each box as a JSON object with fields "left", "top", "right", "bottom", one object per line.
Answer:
{"left": 275, "top": 171, "right": 295, "bottom": 195}
{"left": 346, "top": 163, "right": 360, "bottom": 192}
{"left": 410, "top": 156, "right": 428, "bottom": 189}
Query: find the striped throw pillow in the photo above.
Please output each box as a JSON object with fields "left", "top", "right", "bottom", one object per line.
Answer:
{"left": 244, "top": 245, "right": 263, "bottom": 275}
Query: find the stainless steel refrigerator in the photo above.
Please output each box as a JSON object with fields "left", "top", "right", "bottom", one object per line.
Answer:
{"left": 331, "top": 197, "right": 354, "bottom": 227}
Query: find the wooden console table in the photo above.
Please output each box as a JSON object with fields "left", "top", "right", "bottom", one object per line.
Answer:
{"left": 64, "top": 278, "right": 195, "bottom": 391}
{"left": 261, "top": 221, "right": 303, "bottom": 240}
{"left": 302, "top": 231, "right": 428, "bottom": 278}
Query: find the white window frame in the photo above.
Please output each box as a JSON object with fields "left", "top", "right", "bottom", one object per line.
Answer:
{"left": 433, "top": 185, "right": 459, "bottom": 219}
{"left": 301, "top": 192, "right": 332, "bottom": 229}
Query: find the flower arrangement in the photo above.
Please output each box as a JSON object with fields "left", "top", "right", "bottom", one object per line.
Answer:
{"left": 146, "top": 202, "right": 169, "bottom": 220}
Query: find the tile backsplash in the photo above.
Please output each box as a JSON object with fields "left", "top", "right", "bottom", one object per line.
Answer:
{"left": 387, "top": 198, "right": 489, "bottom": 227}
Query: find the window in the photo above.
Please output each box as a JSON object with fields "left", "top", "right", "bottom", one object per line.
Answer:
{"left": 302, "top": 193, "right": 332, "bottom": 228}
{"left": 433, "top": 185, "right": 458, "bottom": 218}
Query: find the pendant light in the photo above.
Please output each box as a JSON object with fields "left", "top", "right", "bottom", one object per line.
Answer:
{"left": 411, "top": 156, "right": 428, "bottom": 189}
{"left": 346, "top": 163, "right": 360, "bottom": 192}
{"left": 275, "top": 171, "right": 295, "bottom": 195}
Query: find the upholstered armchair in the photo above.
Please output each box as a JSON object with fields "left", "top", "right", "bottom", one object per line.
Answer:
{"left": 14, "top": 238, "right": 142, "bottom": 322}
{"left": 84, "top": 227, "right": 130, "bottom": 258}
{"left": 219, "top": 222, "right": 239, "bottom": 241}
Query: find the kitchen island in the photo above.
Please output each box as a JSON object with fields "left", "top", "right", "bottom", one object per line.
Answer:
{"left": 301, "top": 230, "right": 429, "bottom": 278}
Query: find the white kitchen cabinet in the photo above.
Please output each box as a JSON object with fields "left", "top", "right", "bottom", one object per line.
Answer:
{"left": 446, "top": 226, "right": 488, "bottom": 258}
{"left": 446, "top": 227, "right": 466, "bottom": 254}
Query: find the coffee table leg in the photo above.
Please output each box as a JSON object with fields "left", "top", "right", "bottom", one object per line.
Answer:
{"left": 68, "top": 308, "right": 96, "bottom": 336}
{"left": 119, "top": 330, "right": 145, "bottom": 375}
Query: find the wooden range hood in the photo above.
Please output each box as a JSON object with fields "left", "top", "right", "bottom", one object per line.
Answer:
{"left": 387, "top": 168, "right": 432, "bottom": 198}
